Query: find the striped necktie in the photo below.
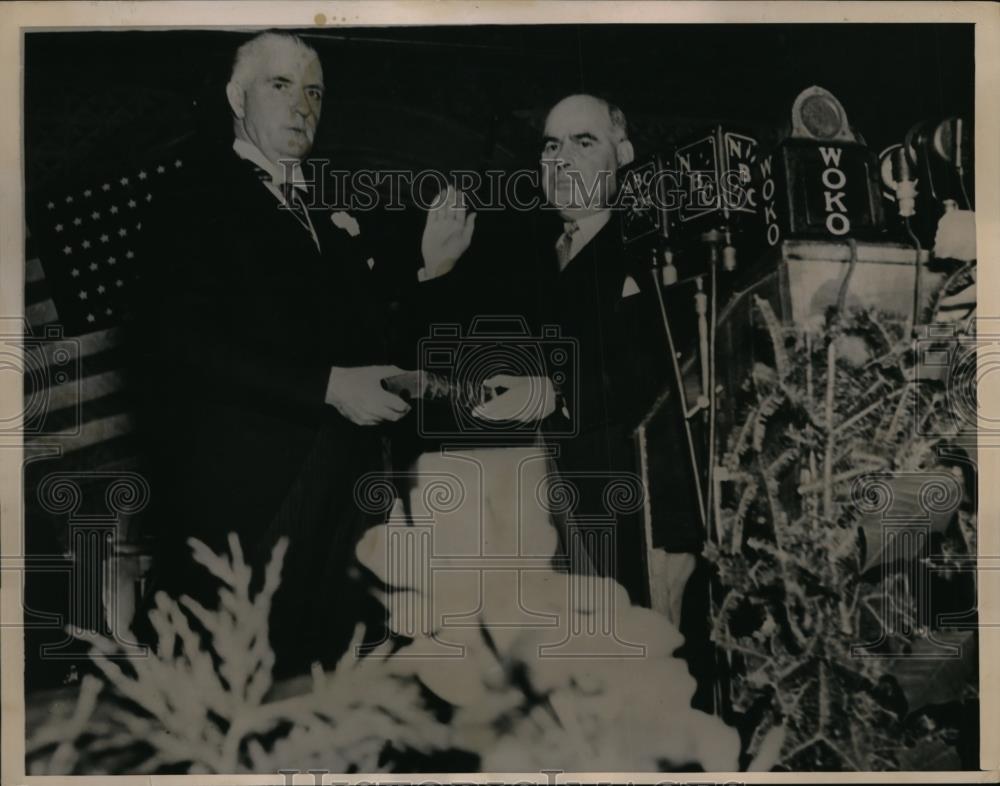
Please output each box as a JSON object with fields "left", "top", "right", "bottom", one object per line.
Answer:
{"left": 555, "top": 220, "right": 580, "bottom": 270}
{"left": 280, "top": 181, "right": 313, "bottom": 235}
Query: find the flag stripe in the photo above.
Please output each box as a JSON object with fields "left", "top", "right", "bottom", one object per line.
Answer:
{"left": 26, "top": 299, "right": 59, "bottom": 326}
{"left": 24, "top": 326, "right": 121, "bottom": 356}
{"left": 24, "top": 343, "right": 129, "bottom": 398}
{"left": 25, "top": 256, "right": 45, "bottom": 284}
{"left": 26, "top": 390, "right": 133, "bottom": 440}
{"left": 32, "top": 369, "right": 125, "bottom": 413}
{"left": 26, "top": 411, "right": 133, "bottom": 454}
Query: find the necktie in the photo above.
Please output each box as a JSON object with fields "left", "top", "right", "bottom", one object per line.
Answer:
{"left": 245, "top": 160, "right": 317, "bottom": 246}
{"left": 555, "top": 220, "right": 580, "bottom": 270}
{"left": 280, "top": 182, "right": 312, "bottom": 234}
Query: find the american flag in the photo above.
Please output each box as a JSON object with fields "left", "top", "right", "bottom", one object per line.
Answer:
{"left": 21, "top": 153, "right": 193, "bottom": 652}
{"left": 23, "top": 153, "right": 188, "bottom": 505}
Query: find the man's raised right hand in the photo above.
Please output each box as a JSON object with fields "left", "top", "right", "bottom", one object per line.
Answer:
{"left": 420, "top": 185, "right": 476, "bottom": 280}
{"left": 325, "top": 365, "right": 412, "bottom": 425}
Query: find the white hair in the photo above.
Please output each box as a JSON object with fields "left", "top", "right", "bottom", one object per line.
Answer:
{"left": 229, "top": 31, "right": 318, "bottom": 89}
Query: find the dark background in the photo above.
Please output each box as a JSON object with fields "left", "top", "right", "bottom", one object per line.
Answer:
{"left": 25, "top": 24, "right": 974, "bottom": 197}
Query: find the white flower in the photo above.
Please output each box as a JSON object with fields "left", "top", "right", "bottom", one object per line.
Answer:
{"left": 330, "top": 211, "right": 361, "bottom": 237}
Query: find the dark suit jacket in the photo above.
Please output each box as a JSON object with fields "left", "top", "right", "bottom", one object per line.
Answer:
{"left": 539, "top": 217, "right": 708, "bottom": 564}
{"left": 395, "top": 207, "right": 701, "bottom": 603}
{"left": 134, "top": 148, "right": 391, "bottom": 676}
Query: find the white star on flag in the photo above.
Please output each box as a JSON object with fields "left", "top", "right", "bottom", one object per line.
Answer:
{"left": 73, "top": 217, "right": 82, "bottom": 226}
{"left": 65, "top": 195, "right": 74, "bottom": 204}
{"left": 118, "top": 228, "right": 128, "bottom": 237}
{"left": 81, "top": 240, "right": 91, "bottom": 249}
{"left": 55, "top": 224, "right": 63, "bottom": 232}
{"left": 127, "top": 199, "right": 136, "bottom": 208}
{"left": 120, "top": 177, "right": 129, "bottom": 186}
{"left": 86, "top": 313, "right": 95, "bottom": 323}
{"left": 174, "top": 159, "right": 183, "bottom": 168}
{"left": 145, "top": 194, "right": 153, "bottom": 202}
{"left": 102, "top": 183, "right": 111, "bottom": 191}
{"left": 47, "top": 201, "right": 55, "bottom": 209}
{"left": 100, "top": 234, "right": 109, "bottom": 243}
{"left": 105, "top": 307, "right": 113, "bottom": 316}
{"left": 83, "top": 189, "right": 92, "bottom": 197}
{"left": 70, "top": 268, "right": 80, "bottom": 277}
{"left": 138, "top": 171, "right": 147, "bottom": 180}
{"left": 115, "top": 279, "right": 123, "bottom": 287}
{"left": 110, "top": 205, "right": 119, "bottom": 214}
{"left": 62, "top": 245, "right": 72, "bottom": 255}
{"left": 125, "top": 250, "right": 134, "bottom": 259}
{"left": 97, "top": 284, "right": 106, "bottom": 294}
{"left": 108, "top": 257, "right": 117, "bottom": 265}
{"left": 89, "top": 262, "right": 98, "bottom": 271}
{"left": 156, "top": 165, "right": 165, "bottom": 174}
{"left": 91, "top": 211, "right": 100, "bottom": 220}
{"left": 78, "top": 290, "right": 88, "bottom": 300}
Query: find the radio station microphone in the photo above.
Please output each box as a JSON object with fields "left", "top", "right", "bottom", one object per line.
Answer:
{"left": 879, "top": 143, "right": 918, "bottom": 218}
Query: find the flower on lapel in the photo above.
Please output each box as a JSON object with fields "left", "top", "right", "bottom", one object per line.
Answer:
{"left": 330, "top": 211, "right": 360, "bottom": 237}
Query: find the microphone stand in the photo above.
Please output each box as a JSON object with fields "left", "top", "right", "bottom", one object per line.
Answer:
{"left": 648, "top": 246, "right": 709, "bottom": 535}
{"left": 646, "top": 228, "right": 728, "bottom": 717}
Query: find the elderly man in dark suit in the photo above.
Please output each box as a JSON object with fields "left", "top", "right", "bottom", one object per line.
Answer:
{"left": 136, "top": 31, "right": 456, "bottom": 677}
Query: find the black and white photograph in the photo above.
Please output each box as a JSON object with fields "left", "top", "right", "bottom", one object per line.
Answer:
{"left": 3, "top": 2, "right": 997, "bottom": 780}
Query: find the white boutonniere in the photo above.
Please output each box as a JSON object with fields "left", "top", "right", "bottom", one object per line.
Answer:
{"left": 330, "top": 211, "right": 361, "bottom": 237}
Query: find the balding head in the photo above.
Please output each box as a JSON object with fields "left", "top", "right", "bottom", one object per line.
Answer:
{"left": 541, "top": 94, "right": 635, "bottom": 220}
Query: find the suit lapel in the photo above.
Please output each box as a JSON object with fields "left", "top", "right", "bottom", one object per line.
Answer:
{"left": 227, "top": 153, "right": 324, "bottom": 259}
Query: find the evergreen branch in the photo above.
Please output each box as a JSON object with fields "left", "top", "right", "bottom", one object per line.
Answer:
{"left": 834, "top": 387, "right": 904, "bottom": 436}
{"left": 822, "top": 337, "right": 838, "bottom": 519}
{"left": 796, "top": 463, "right": 887, "bottom": 496}
{"left": 754, "top": 295, "right": 790, "bottom": 380}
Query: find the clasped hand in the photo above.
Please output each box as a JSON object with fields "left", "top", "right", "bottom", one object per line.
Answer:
{"left": 326, "top": 365, "right": 411, "bottom": 426}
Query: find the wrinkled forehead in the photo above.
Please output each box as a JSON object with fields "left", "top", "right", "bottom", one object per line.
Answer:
{"left": 543, "top": 97, "right": 613, "bottom": 140}
{"left": 251, "top": 38, "right": 324, "bottom": 85}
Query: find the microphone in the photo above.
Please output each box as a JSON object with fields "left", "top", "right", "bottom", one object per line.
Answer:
{"left": 903, "top": 116, "right": 972, "bottom": 208}
{"left": 879, "top": 143, "right": 919, "bottom": 218}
